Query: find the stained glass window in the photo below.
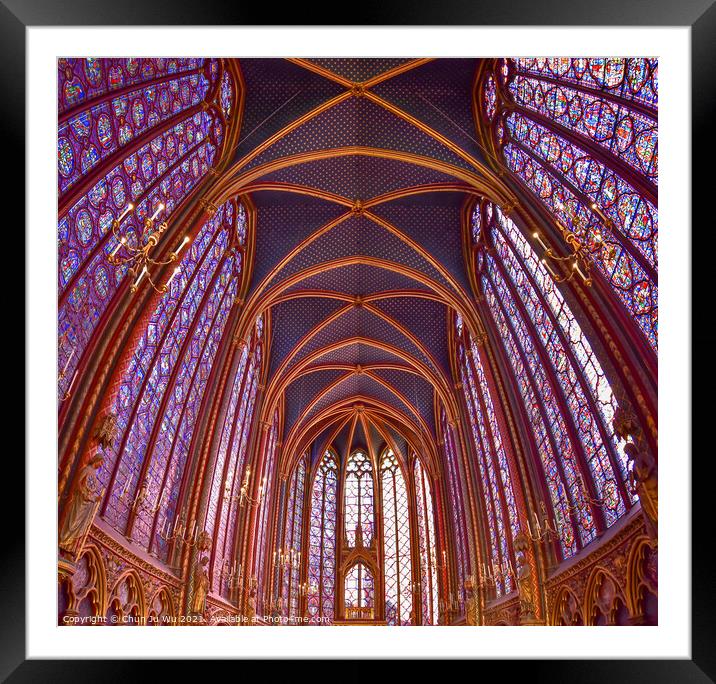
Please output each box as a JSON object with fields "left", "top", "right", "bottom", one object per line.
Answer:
{"left": 439, "top": 408, "right": 470, "bottom": 613}
{"left": 457, "top": 323, "right": 517, "bottom": 596}
{"left": 473, "top": 198, "right": 637, "bottom": 558}
{"left": 344, "top": 563, "right": 375, "bottom": 618}
{"left": 95, "top": 200, "right": 242, "bottom": 565}
{"left": 307, "top": 450, "right": 338, "bottom": 624}
{"left": 279, "top": 455, "right": 307, "bottom": 620}
{"left": 381, "top": 448, "right": 413, "bottom": 625}
{"left": 204, "top": 314, "right": 263, "bottom": 597}
{"left": 58, "top": 58, "right": 231, "bottom": 404}
{"left": 344, "top": 450, "right": 375, "bottom": 548}
{"left": 255, "top": 410, "right": 279, "bottom": 612}
{"left": 414, "top": 456, "right": 439, "bottom": 625}
{"left": 482, "top": 58, "right": 658, "bottom": 353}
{"left": 506, "top": 71, "right": 657, "bottom": 183}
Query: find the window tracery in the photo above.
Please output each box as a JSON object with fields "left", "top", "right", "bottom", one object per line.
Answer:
{"left": 58, "top": 58, "right": 231, "bottom": 403}
{"left": 480, "top": 58, "right": 658, "bottom": 353}
{"left": 380, "top": 448, "right": 413, "bottom": 625}
{"left": 344, "top": 450, "right": 375, "bottom": 548}
{"left": 414, "top": 456, "right": 439, "bottom": 625}
{"left": 96, "top": 200, "right": 244, "bottom": 565}
{"left": 470, "top": 197, "right": 636, "bottom": 559}
{"left": 307, "top": 450, "right": 339, "bottom": 624}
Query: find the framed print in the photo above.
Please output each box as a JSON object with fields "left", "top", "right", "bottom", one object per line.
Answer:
{"left": 13, "top": 0, "right": 713, "bottom": 678}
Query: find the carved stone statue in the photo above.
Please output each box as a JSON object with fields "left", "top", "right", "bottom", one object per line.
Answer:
{"left": 464, "top": 579, "right": 480, "bottom": 626}
{"left": 93, "top": 412, "right": 118, "bottom": 451}
{"left": 513, "top": 532, "right": 537, "bottom": 624}
{"left": 245, "top": 582, "right": 257, "bottom": 624}
{"left": 612, "top": 404, "right": 658, "bottom": 544}
{"left": 191, "top": 555, "right": 210, "bottom": 615}
{"left": 625, "top": 442, "right": 658, "bottom": 543}
{"left": 59, "top": 454, "right": 104, "bottom": 558}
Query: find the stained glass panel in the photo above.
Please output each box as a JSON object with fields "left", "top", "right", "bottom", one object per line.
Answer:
{"left": 381, "top": 449, "right": 413, "bottom": 625}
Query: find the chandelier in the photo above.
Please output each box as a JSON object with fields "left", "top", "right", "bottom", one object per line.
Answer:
{"left": 107, "top": 203, "right": 190, "bottom": 294}
{"left": 530, "top": 200, "right": 616, "bottom": 287}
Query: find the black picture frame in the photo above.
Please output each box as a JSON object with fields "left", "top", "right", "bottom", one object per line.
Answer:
{"left": 11, "top": 0, "right": 712, "bottom": 677}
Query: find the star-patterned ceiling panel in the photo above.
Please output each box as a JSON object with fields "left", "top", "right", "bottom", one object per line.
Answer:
{"left": 232, "top": 59, "right": 346, "bottom": 164}
{"left": 264, "top": 215, "right": 454, "bottom": 294}
{"left": 366, "top": 420, "right": 387, "bottom": 459}
{"left": 304, "top": 58, "right": 416, "bottom": 84}
{"left": 257, "top": 154, "right": 460, "bottom": 202}
{"left": 268, "top": 296, "right": 349, "bottom": 377}
{"left": 280, "top": 262, "right": 434, "bottom": 298}
{"left": 306, "top": 341, "right": 412, "bottom": 369}
{"left": 283, "top": 369, "right": 350, "bottom": 430}
{"left": 368, "top": 194, "right": 472, "bottom": 292}
{"left": 282, "top": 306, "right": 439, "bottom": 380}
{"left": 243, "top": 96, "right": 476, "bottom": 174}
{"left": 369, "top": 296, "right": 450, "bottom": 376}
{"left": 302, "top": 375, "right": 419, "bottom": 435}
{"left": 329, "top": 415, "right": 356, "bottom": 460}
{"left": 368, "top": 367, "right": 436, "bottom": 436}
{"left": 371, "top": 58, "right": 486, "bottom": 164}
{"left": 249, "top": 193, "right": 348, "bottom": 289}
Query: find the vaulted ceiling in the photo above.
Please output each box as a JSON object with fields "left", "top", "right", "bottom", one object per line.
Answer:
{"left": 213, "top": 58, "right": 517, "bottom": 468}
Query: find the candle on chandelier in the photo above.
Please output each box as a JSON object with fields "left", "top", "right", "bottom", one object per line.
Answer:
{"left": 61, "top": 347, "right": 75, "bottom": 375}
{"left": 532, "top": 510, "right": 542, "bottom": 534}
{"left": 150, "top": 203, "right": 165, "bottom": 222}
{"left": 174, "top": 235, "right": 190, "bottom": 257}
{"left": 133, "top": 265, "right": 148, "bottom": 290}
{"left": 532, "top": 232, "right": 548, "bottom": 252}
{"left": 118, "top": 203, "right": 134, "bottom": 222}
{"left": 110, "top": 236, "right": 127, "bottom": 259}
{"left": 166, "top": 266, "right": 181, "bottom": 289}
{"left": 65, "top": 369, "right": 78, "bottom": 396}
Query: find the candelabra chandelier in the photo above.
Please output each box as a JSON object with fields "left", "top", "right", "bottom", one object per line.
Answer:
{"left": 274, "top": 546, "right": 301, "bottom": 571}
{"left": 233, "top": 466, "right": 267, "bottom": 508}
{"left": 530, "top": 200, "right": 616, "bottom": 287}
{"left": 107, "top": 202, "right": 190, "bottom": 294}
{"left": 475, "top": 556, "right": 515, "bottom": 590}
{"left": 221, "top": 559, "right": 244, "bottom": 591}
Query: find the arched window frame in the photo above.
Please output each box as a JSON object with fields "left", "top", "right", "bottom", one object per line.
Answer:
{"left": 379, "top": 446, "right": 413, "bottom": 626}
{"left": 468, "top": 194, "right": 637, "bottom": 561}
{"left": 438, "top": 407, "right": 470, "bottom": 614}
{"left": 205, "top": 312, "right": 263, "bottom": 597}
{"left": 306, "top": 448, "right": 339, "bottom": 624}
{"left": 94, "top": 197, "right": 250, "bottom": 567}
{"left": 276, "top": 453, "right": 308, "bottom": 620}
{"left": 58, "top": 59, "right": 241, "bottom": 409}
{"left": 454, "top": 314, "right": 519, "bottom": 596}
{"left": 413, "top": 454, "right": 439, "bottom": 625}
{"left": 343, "top": 448, "right": 376, "bottom": 549}
{"left": 475, "top": 58, "right": 658, "bottom": 355}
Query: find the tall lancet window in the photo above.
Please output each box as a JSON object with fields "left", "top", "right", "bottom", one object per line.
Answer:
{"left": 439, "top": 408, "right": 469, "bottom": 612}
{"left": 414, "top": 456, "right": 439, "bottom": 625}
{"left": 280, "top": 455, "right": 307, "bottom": 620}
{"left": 476, "top": 198, "right": 634, "bottom": 558}
{"left": 206, "top": 313, "right": 263, "bottom": 598}
{"left": 380, "top": 448, "right": 413, "bottom": 625}
{"left": 481, "top": 58, "right": 658, "bottom": 351}
{"left": 344, "top": 450, "right": 375, "bottom": 547}
{"left": 255, "top": 409, "right": 279, "bottom": 611}
{"left": 456, "top": 314, "right": 518, "bottom": 596}
{"left": 307, "top": 450, "right": 338, "bottom": 624}
{"left": 99, "top": 200, "right": 240, "bottom": 563}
